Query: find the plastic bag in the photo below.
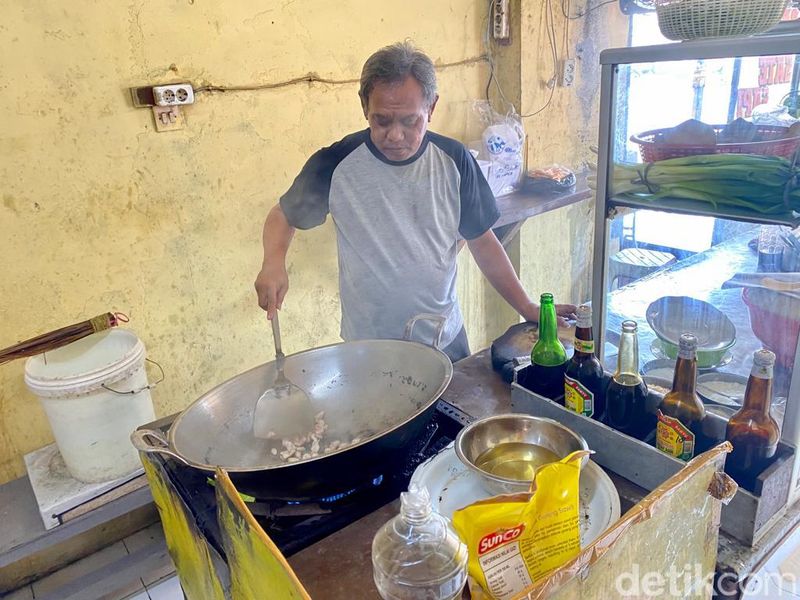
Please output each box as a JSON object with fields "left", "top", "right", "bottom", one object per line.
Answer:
{"left": 470, "top": 101, "right": 526, "bottom": 197}
{"left": 452, "top": 451, "right": 588, "bottom": 600}
{"left": 523, "top": 164, "right": 576, "bottom": 194}
{"left": 751, "top": 104, "right": 798, "bottom": 127}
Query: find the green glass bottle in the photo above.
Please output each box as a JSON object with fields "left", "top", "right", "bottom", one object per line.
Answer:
{"left": 529, "top": 293, "right": 568, "bottom": 401}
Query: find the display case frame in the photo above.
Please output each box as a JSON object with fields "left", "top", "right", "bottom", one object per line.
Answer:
{"left": 591, "top": 32, "right": 800, "bottom": 506}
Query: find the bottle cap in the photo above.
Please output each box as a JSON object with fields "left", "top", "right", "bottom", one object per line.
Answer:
{"left": 753, "top": 349, "right": 776, "bottom": 367}
{"left": 678, "top": 333, "right": 698, "bottom": 359}
{"left": 679, "top": 333, "right": 698, "bottom": 350}
{"left": 576, "top": 304, "right": 592, "bottom": 328}
{"left": 400, "top": 484, "right": 432, "bottom": 524}
{"left": 540, "top": 293, "right": 554, "bottom": 304}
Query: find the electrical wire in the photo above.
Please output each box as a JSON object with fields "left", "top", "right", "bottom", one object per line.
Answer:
{"left": 520, "top": 0, "right": 559, "bottom": 118}
{"left": 561, "top": 0, "right": 617, "bottom": 19}
{"left": 194, "top": 56, "right": 489, "bottom": 95}
{"left": 483, "top": 0, "right": 513, "bottom": 109}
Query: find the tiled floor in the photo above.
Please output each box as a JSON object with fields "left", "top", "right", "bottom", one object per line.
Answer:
{"left": 2, "top": 522, "right": 184, "bottom": 600}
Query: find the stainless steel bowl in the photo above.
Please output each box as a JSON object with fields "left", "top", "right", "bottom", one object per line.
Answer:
{"left": 646, "top": 296, "right": 736, "bottom": 368}
{"left": 454, "top": 414, "right": 589, "bottom": 495}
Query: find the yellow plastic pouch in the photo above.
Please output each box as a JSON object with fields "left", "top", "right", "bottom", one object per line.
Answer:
{"left": 452, "top": 450, "right": 588, "bottom": 600}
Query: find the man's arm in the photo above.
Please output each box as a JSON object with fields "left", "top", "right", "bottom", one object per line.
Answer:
{"left": 254, "top": 204, "right": 296, "bottom": 320}
{"left": 466, "top": 229, "right": 576, "bottom": 324}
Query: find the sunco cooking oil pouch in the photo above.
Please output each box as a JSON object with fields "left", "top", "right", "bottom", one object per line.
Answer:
{"left": 452, "top": 451, "right": 588, "bottom": 600}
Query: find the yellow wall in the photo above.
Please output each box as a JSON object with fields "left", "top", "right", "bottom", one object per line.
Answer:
{"left": 0, "top": 1, "right": 630, "bottom": 485}
{"left": 518, "top": 3, "right": 629, "bottom": 307}
{"left": 0, "top": 1, "right": 499, "bottom": 484}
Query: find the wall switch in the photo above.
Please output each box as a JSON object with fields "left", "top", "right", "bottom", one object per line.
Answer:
{"left": 152, "top": 106, "right": 185, "bottom": 132}
{"left": 152, "top": 83, "right": 195, "bottom": 107}
{"left": 492, "top": 0, "right": 510, "bottom": 43}
{"left": 561, "top": 59, "right": 577, "bottom": 87}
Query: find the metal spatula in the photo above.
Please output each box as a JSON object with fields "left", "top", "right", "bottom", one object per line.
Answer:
{"left": 252, "top": 313, "right": 315, "bottom": 440}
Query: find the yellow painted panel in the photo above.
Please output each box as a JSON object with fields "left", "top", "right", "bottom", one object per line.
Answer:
{"left": 215, "top": 468, "right": 311, "bottom": 600}
{"left": 140, "top": 455, "right": 227, "bottom": 600}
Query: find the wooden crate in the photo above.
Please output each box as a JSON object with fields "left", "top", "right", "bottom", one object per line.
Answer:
{"left": 511, "top": 369, "right": 795, "bottom": 546}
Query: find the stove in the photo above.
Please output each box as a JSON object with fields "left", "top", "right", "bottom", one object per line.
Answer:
{"left": 147, "top": 399, "right": 473, "bottom": 558}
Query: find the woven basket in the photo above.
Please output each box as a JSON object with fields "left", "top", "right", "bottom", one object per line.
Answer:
{"left": 631, "top": 124, "right": 800, "bottom": 162}
{"left": 655, "top": 0, "right": 788, "bottom": 40}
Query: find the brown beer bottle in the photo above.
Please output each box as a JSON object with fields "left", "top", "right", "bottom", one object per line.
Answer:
{"left": 564, "top": 305, "right": 606, "bottom": 421}
{"left": 656, "top": 333, "right": 706, "bottom": 462}
{"left": 725, "top": 349, "right": 781, "bottom": 489}
{"left": 605, "top": 320, "right": 650, "bottom": 439}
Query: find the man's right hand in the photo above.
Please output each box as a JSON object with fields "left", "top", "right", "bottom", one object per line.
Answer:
{"left": 256, "top": 204, "right": 296, "bottom": 320}
{"left": 255, "top": 262, "right": 289, "bottom": 320}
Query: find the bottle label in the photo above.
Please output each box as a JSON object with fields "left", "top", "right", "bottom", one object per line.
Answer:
{"left": 564, "top": 374, "right": 594, "bottom": 418}
{"left": 656, "top": 410, "right": 695, "bottom": 461}
{"left": 573, "top": 339, "right": 594, "bottom": 354}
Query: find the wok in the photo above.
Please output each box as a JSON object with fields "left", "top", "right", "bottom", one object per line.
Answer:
{"left": 132, "top": 315, "right": 453, "bottom": 499}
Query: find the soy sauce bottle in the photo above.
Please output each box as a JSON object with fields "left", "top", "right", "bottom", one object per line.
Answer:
{"left": 725, "top": 350, "right": 781, "bottom": 489}
{"left": 656, "top": 333, "right": 706, "bottom": 462}
{"left": 564, "top": 305, "right": 605, "bottom": 421}
{"left": 529, "top": 293, "right": 568, "bottom": 401}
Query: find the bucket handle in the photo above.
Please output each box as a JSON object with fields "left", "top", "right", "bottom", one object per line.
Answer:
{"left": 130, "top": 429, "right": 189, "bottom": 465}
{"left": 102, "top": 358, "right": 165, "bottom": 395}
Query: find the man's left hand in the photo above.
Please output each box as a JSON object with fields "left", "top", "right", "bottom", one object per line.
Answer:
{"left": 522, "top": 302, "right": 578, "bottom": 327}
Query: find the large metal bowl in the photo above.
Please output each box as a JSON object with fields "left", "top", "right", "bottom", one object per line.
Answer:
{"left": 454, "top": 414, "right": 589, "bottom": 495}
{"left": 646, "top": 296, "right": 736, "bottom": 367}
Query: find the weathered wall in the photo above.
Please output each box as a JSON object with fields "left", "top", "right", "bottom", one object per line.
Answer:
{"left": 0, "top": 1, "right": 497, "bottom": 484}
{"left": 518, "top": 2, "right": 629, "bottom": 306}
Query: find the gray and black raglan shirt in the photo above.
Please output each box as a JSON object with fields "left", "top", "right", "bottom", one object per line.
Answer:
{"left": 280, "top": 129, "right": 500, "bottom": 349}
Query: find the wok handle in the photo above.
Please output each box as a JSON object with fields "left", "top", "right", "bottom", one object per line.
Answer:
{"left": 130, "top": 429, "right": 190, "bottom": 465}
{"left": 403, "top": 313, "right": 447, "bottom": 349}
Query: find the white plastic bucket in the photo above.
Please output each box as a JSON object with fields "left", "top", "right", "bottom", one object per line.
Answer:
{"left": 24, "top": 329, "right": 157, "bottom": 483}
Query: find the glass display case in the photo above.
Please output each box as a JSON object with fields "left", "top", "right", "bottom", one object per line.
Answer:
{"left": 591, "top": 33, "right": 800, "bottom": 502}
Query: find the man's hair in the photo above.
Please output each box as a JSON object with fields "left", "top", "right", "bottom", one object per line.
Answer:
{"left": 359, "top": 41, "right": 438, "bottom": 111}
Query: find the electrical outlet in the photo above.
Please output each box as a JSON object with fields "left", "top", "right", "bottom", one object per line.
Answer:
{"left": 492, "top": 0, "right": 510, "bottom": 43}
{"left": 152, "top": 83, "right": 194, "bottom": 107}
{"left": 152, "top": 106, "right": 185, "bottom": 132}
{"left": 561, "top": 59, "right": 577, "bottom": 87}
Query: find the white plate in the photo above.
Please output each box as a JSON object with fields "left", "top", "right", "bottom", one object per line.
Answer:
{"left": 410, "top": 443, "right": 621, "bottom": 548}
{"left": 697, "top": 372, "right": 747, "bottom": 407}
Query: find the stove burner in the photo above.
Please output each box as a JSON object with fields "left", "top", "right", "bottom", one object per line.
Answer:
{"left": 152, "top": 400, "right": 473, "bottom": 558}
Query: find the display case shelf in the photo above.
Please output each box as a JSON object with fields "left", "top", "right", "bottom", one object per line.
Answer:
{"left": 592, "top": 33, "right": 800, "bottom": 518}
{"left": 608, "top": 194, "right": 800, "bottom": 228}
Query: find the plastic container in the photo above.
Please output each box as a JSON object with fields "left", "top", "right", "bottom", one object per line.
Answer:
{"left": 372, "top": 485, "right": 468, "bottom": 600}
{"left": 24, "top": 329, "right": 157, "bottom": 483}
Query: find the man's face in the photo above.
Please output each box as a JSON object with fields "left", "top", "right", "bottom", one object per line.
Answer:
{"left": 364, "top": 76, "right": 438, "bottom": 162}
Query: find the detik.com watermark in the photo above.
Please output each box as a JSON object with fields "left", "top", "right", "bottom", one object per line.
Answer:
{"left": 614, "top": 564, "right": 797, "bottom": 597}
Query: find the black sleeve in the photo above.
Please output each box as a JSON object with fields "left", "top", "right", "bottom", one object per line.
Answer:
{"left": 279, "top": 131, "right": 367, "bottom": 230}
{"left": 428, "top": 132, "right": 500, "bottom": 240}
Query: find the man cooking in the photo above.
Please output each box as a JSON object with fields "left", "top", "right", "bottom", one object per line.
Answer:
{"left": 255, "top": 41, "right": 575, "bottom": 363}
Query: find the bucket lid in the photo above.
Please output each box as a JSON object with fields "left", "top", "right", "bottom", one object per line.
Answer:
{"left": 24, "top": 329, "right": 146, "bottom": 396}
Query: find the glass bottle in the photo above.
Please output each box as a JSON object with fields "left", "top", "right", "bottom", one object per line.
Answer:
{"left": 529, "top": 293, "right": 568, "bottom": 401}
{"left": 725, "top": 350, "right": 781, "bottom": 489}
{"left": 605, "top": 320, "right": 650, "bottom": 439}
{"left": 372, "top": 485, "right": 468, "bottom": 600}
{"left": 656, "top": 333, "right": 706, "bottom": 462}
{"left": 564, "top": 304, "right": 606, "bottom": 421}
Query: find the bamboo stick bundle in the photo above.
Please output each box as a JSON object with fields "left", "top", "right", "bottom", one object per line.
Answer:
{"left": 0, "top": 312, "right": 128, "bottom": 365}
